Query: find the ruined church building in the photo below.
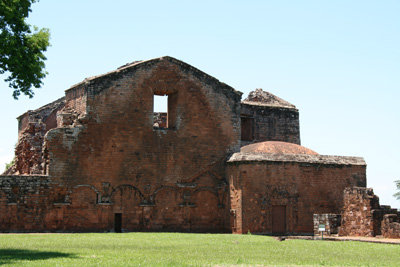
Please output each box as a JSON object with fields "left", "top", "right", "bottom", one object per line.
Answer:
{"left": 1, "top": 56, "right": 396, "bottom": 236}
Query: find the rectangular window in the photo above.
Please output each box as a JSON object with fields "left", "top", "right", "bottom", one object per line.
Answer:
{"left": 241, "top": 117, "right": 254, "bottom": 141}
{"left": 153, "top": 92, "right": 177, "bottom": 129}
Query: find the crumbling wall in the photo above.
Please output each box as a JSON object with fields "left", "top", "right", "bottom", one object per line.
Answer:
{"left": 17, "top": 97, "right": 65, "bottom": 138}
{"left": 153, "top": 112, "right": 167, "bottom": 128}
{"left": 3, "top": 98, "right": 65, "bottom": 175}
{"left": 6, "top": 121, "right": 47, "bottom": 175}
{"left": 339, "top": 187, "right": 380, "bottom": 237}
{"left": 340, "top": 187, "right": 400, "bottom": 238}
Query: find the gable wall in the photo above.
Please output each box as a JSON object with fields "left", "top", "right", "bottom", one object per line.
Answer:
{"left": 39, "top": 58, "right": 241, "bottom": 232}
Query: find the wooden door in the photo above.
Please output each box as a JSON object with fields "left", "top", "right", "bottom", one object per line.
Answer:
{"left": 272, "top": 205, "right": 286, "bottom": 234}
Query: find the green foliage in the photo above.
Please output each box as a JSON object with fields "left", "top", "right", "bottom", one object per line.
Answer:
{"left": 4, "top": 157, "right": 14, "bottom": 171}
{"left": 0, "top": 0, "right": 50, "bottom": 99}
{"left": 393, "top": 180, "right": 400, "bottom": 200}
{"left": 0, "top": 233, "right": 400, "bottom": 266}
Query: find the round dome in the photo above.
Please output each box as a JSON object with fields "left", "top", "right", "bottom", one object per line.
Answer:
{"left": 241, "top": 141, "right": 318, "bottom": 155}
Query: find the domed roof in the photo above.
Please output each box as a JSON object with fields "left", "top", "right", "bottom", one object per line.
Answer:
{"left": 241, "top": 141, "right": 318, "bottom": 155}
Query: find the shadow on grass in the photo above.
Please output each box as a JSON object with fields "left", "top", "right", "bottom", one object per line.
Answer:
{"left": 0, "top": 249, "right": 76, "bottom": 264}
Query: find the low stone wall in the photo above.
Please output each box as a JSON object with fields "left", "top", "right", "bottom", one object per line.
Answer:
{"left": 313, "top": 214, "right": 341, "bottom": 236}
{"left": 382, "top": 214, "right": 400, "bottom": 238}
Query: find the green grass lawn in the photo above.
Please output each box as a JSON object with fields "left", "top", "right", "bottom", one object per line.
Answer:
{"left": 0, "top": 233, "right": 399, "bottom": 266}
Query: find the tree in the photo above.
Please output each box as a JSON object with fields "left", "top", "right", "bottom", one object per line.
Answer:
{"left": 394, "top": 180, "right": 400, "bottom": 200}
{"left": 0, "top": 0, "right": 50, "bottom": 99}
{"left": 4, "top": 157, "right": 14, "bottom": 171}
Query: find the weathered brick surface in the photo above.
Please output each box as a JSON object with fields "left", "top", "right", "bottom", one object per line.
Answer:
{"left": 0, "top": 175, "right": 52, "bottom": 231}
{"left": 17, "top": 97, "right": 65, "bottom": 139}
{"left": 240, "top": 89, "right": 300, "bottom": 146}
{"left": 339, "top": 187, "right": 400, "bottom": 238}
{"left": 2, "top": 57, "right": 240, "bottom": 232}
{"left": 0, "top": 56, "right": 370, "bottom": 234}
{"left": 339, "top": 187, "right": 380, "bottom": 237}
{"left": 3, "top": 98, "right": 65, "bottom": 176}
{"left": 227, "top": 153, "right": 366, "bottom": 234}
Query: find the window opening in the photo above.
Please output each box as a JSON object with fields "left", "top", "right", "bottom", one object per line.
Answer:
{"left": 241, "top": 117, "right": 254, "bottom": 141}
{"left": 153, "top": 91, "right": 177, "bottom": 129}
{"left": 153, "top": 95, "right": 168, "bottom": 128}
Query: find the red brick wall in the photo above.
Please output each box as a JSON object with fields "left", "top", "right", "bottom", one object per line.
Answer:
{"left": 65, "top": 85, "right": 86, "bottom": 115}
{"left": 227, "top": 154, "right": 366, "bottom": 234}
{"left": 40, "top": 58, "right": 241, "bottom": 232}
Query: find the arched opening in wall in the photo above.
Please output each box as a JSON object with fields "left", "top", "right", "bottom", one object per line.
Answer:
{"left": 69, "top": 186, "right": 99, "bottom": 229}
{"left": 153, "top": 187, "right": 181, "bottom": 231}
{"left": 111, "top": 185, "right": 143, "bottom": 231}
{"left": 153, "top": 89, "right": 177, "bottom": 129}
{"left": 190, "top": 190, "right": 220, "bottom": 232}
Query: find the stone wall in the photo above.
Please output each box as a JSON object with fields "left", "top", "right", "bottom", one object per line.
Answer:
{"left": 339, "top": 187, "right": 379, "bottom": 237}
{"left": 339, "top": 187, "right": 400, "bottom": 238}
{"left": 0, "top": 175, "right": 52, "bottom": 231}
{"left": 227, "top": 153, "right": 366, "bottom": 234}
{"left": 382, "top": 214, "right": 400, "bottom": 238}
{"left": 313, "top": 214, "right": 341, "bottom": 236}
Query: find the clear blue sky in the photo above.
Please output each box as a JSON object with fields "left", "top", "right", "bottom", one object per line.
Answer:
{"left": 0, "top": 0, "right": 399, "bottom": 207}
